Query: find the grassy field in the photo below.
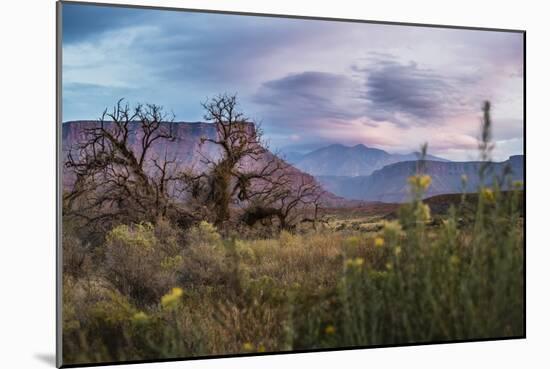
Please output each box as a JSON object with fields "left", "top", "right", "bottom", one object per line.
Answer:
{"left": 62, "top": 178, "right": 524, "bottom": 365}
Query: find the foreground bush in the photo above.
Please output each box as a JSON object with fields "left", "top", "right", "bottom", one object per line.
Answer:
{"left": 291, "top": 181, "right": 524, "bottom": 349}
{"left": 100, "top": 221, "right": 183, "bottom": 306}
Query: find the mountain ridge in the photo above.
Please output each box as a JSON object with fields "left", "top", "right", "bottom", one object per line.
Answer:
{"left": 317, "top": 156, "right": 524, "bottom": 203}
{"left": 288, "top": 142, "right": 449, "bottom": 177}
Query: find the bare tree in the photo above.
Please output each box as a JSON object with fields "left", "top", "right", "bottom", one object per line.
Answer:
{"left": 196, "top": 93, "right": 328, "bottom": 230}
{"left": 65, "top": 94, "right": 327, "bottom": 234}
{"left": 198, "top": 93, "right": 285, "bottom": 227}
{"left": 64, "top": 99, "right": 191, "bottom": 232}
{"left": 300, "top": 187, "right": 327, "bottom": 230}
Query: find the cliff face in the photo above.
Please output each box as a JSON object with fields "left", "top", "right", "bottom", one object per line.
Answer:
{"left": 318, "top": 156, "right": 524, "bottom": 203}
{"left": 62, "top": 121, "right": 250, "bottom": 187}
{"left": 62, "top": 120, "right": 246, "bottom": 166}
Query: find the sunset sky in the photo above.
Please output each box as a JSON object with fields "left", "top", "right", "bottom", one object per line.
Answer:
{"left": 62, "top": 3, "right": 524, "bottom": 161}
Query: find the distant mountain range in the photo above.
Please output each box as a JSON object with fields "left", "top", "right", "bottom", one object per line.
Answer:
{"left": 317, "top": 155, "right": 524, "bottom": 202}
{"left": 63, "top": 122, "right": 524, "bottom": 205}
{"left": 286, "top": 143, "right": 449, "bottom": 177}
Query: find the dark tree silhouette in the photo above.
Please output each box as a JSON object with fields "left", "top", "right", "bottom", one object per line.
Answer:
{"left": 198, "top": 94, "right": 286, "bottom": 227}
{"left": 65, "top": 95, "right": 326, "bottom": 234}
{"left": 64, "top": 99, "right": 192, "bottom": 232}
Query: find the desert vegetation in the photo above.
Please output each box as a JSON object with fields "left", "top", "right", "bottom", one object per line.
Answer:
{"left": 61, "top": 98, "right": 524, "bottom": 365}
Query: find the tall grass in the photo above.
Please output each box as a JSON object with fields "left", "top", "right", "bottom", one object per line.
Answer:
{"left": 62, "top": 103, "right": 524, "bottom": 364}
{"left": 63, "top": 182, "right": 523, "bottom": 364}
{"left": 312, "top": 181, "right": 524, "bottom": 348}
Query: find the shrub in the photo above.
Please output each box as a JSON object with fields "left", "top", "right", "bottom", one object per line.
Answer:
{"left": 62, "top": 230, "right": 92, "bottom": 279}
{"left": 103, "top": 222, "right": 182, "bottom": 305}
{"left": 62, "top": 276, "right": 137, "bottom": 363}
{"left": 186, "top": 221, "right": 221, "bottom": 246}
{"left": 291, "top": 177, "right": 524, "bottom": 348}
{"left": 178, "top": 222, "right": 229, "bottom": 289}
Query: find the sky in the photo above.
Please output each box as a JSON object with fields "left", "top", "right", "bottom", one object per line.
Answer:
{"left": 62, "top": 3, "right": 524, "bottom": 161}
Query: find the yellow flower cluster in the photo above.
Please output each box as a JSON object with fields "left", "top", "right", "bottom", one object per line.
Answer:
{"left": 132, "top": 311, "right": 149, "bottom": 324}
{"left": 374, "top": 236, "right": 385, "bottom": 247}
{"left": 345, "top": 257, "right": 365, "bottom": 268}
{"left": 242, "top": 342, "right": 254, "bottom": 351}
{"left": 242, "top": 342, "right": 266, "bottom": 352}
{"left": 417, "top": 203, "right": 431, "bottom": 222}
{"left": 481, "top": 187, "right": 495, "bottom": 203}
{"left": 161, "top": 287, "right": 184, "bottom": 310}
{"left": 408, "top": 175, "right": 432, "bottom": 191}
{"left": 324, "top": 325, "right": 336, "bottom": 335}
{"left": 383, "top": 220, "right": 403, "bottom": 237}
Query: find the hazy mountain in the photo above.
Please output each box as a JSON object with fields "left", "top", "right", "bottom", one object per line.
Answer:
{"left": 290, "top": 143, "right": 449, "bottom": 177}
{"left": 317, "top": 155, "right": 524, "bottom": 203}
{"left": 282, "top": 151, "right": 307, "bottom": 164}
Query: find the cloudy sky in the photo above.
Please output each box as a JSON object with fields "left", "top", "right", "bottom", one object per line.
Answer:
{"left": 62, "top": 3, "right": 524, "bottom": 161}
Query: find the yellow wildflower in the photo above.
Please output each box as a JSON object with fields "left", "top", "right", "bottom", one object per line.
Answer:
{"left": 345, "top": 257, "right": 364, "bottom": 268}
{"left": 408, "top": 175, "right": 432, "bottom": 191}
{"left": 258, "top": 344, "right": 266, "bottom": 353}
{"left": 374, "top": 237, "right": 385, "bottom": 248}
{"left": 132, "top": 311, "right": 149, "bottom": 324}
{"left": 161, "top": 287, "right": 184, "bottom": 309}
{"left": 394, "top": 246, "right": 402, "bottom": 256}
{"left": 383, "top": 220, "right": 403, "bottom": 237}
{"left": 420, "top": 175, "right": 432, "bottom": 190}
{"left": 243, "top": 342, "right": 254, "bottom": 351}
{"left": 418, "top": 203, "right": 431, "bottom": 221}
{"left": 481, "top": 188, "right": 495, "bottom": 203}
{"left": 450, "top": 255, "right": 460, "bottom": 266}
{"left": 324, "top": 325, "right": 336, "bottom": 335}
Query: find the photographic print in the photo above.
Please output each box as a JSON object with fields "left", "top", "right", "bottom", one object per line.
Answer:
{"left": 58, "top": 1, "right": 525, "bottom": 366}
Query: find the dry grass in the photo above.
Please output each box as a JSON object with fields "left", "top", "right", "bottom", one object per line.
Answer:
{"left": 62, "top": 181, "right": 524, "bottom": 365}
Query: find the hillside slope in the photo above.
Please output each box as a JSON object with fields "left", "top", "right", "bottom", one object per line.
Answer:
{"left": 318, "top": 156, "right": 524, "bottom": 202}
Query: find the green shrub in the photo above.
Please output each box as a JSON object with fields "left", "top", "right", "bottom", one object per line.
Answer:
{"left": 62, "top": 231, "right": 92, "bottom": 279}
{"left": 290, "top": 178, "right": 524, "bottom": 348}
{"left": 178, "top": 222, "right": 229, "bottom": 289}
{"left": 186, "top": 221, "right": 222, "bottom": 246}
{"left": 103, "top": 222, "right": 182, "bottom": 305}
